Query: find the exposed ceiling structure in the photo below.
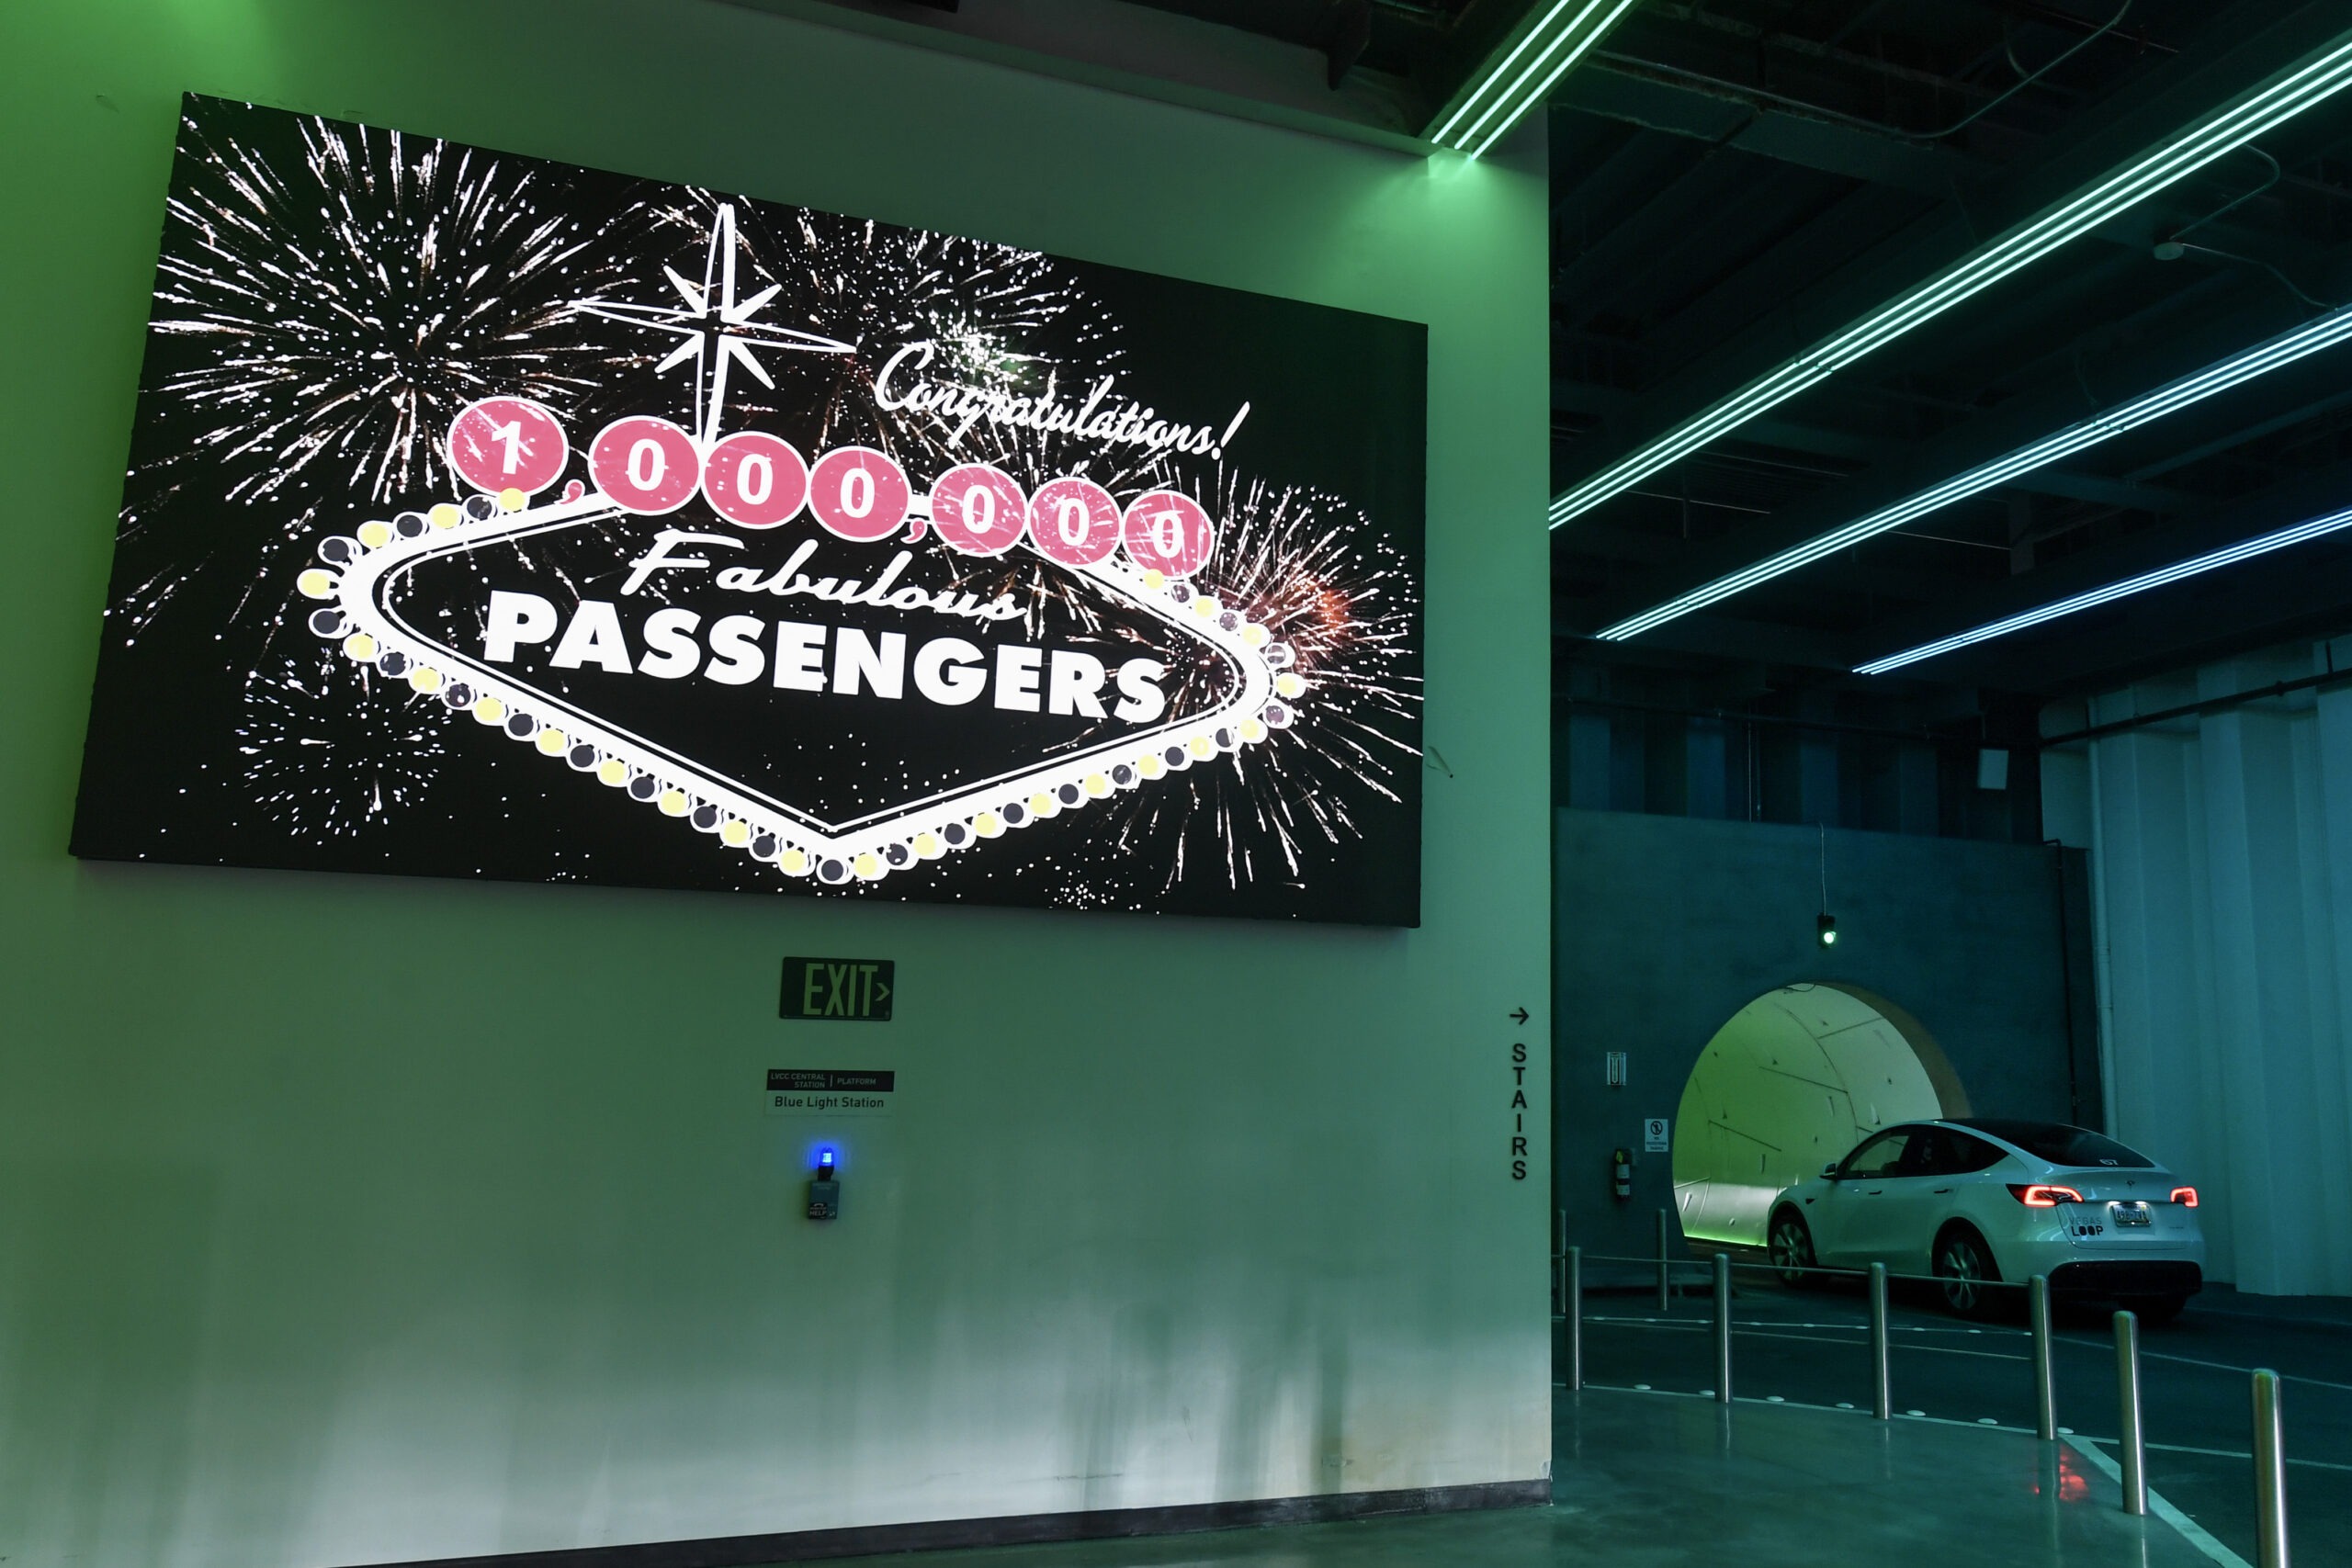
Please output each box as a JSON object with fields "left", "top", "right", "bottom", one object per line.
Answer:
{"left": 731, "top": 0, "right": 1593, "bottom": 152}
{"left": 1547, "top": 1, "right": 2352, "bottom": 715}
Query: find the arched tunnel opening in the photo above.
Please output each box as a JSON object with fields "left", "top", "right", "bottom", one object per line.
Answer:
{"left": 1671, "top": 982, "right": 1973, "bottom": 1247}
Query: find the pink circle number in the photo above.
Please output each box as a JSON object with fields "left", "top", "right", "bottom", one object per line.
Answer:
{"left": 588, "top": 417, "right": 701, "bottom": 514}
{"left": 703, "top": 431, "right": 808, "bottom": 529}
{"left": 931, "top": 464, "right": 1029, "bottom": 557}
{"left": 448, "top": 397, "right": 569, "bottom": 496}
{"left": 808, "top": 446, "right": 911, "bottom": 542}
{"left": 1122, "top": 491, "right": 1215, "bottom": 577}
{"left": 1026, "top": 477, "right": 1121, "bottom": 567}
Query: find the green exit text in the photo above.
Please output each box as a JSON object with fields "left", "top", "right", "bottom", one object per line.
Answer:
{"left": 780, "top": 956, "right": 896, "bottom": 1021}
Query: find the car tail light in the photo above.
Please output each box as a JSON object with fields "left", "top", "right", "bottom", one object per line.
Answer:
{"left": 2170, "top": 1187, "right": 2199, "bottom": 1207}
{"left": 2008, "top": 1183, "right": 2085, "bottom": 1207}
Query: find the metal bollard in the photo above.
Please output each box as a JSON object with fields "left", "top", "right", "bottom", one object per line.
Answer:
{"left": 1713, "top": 1251, "right": 1733, "bottom": 1404}
{"left": 1555, "top": 1210, "right": 1567, "bottom": 1315}
{"left": 1566, "top": 1247, "right": 1583, "bottom": 1393}
{"left": 1869, "top": 1262, "right": 1891, "bottom": 1420}
{"left": 2030, "top": 1275, "right": 2056, "bottom": 1441}
{"left": 2253, "top": 1369, "right": 2289, "bottom": 1568}
{"left": 1657, "top": 1210, "right": 1672, "bottom": 1312}
{"left": 2116, "top": 1310, "right": 2146, "bottom": 1516}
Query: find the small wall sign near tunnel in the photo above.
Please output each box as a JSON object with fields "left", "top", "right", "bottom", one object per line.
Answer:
{"left": 781, "top": 957, "right": 895, "bottom": 1021}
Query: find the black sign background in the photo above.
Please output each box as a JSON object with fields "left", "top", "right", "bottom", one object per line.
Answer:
{"left": 766, "top": 1070, "right": 895, "bottom": 1090}
{"left": 70, "top": 96, "right": 1427, "bottom": 925}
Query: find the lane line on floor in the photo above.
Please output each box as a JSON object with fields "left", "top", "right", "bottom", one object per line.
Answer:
{"left": 1732, "top": 1327, "right": 2029, "bottom": 1363}
{"left": 2052, "top": 1338, "right": 2352, "bottom": 1393}
{"left": 2072, "top": 1434, "right": 2352, "bottom": 1474}
{"left": 1587, "top": 1314, "right": 2352, "bottom": 1391}
{"left": 1584, "top": 1334, "right": 2348, "bottom": 1458}
{"left": 2063, "top": 1435, "right": 2252, "bottom": 1568}
{"left": 1588, "top": 1314, "right": 2013, "bottom": 1336}
{"left": 1577, "top": 1382, "right": 2033, "bottom": 1433}
{"left": 1579, "top": 1379, "right": 2350, "bottom": 1485}
{"left": 1587, "top": 1316, "right": 2005, "bottom": 1342}
{"left": 1587, "top": 1318, "right": 2030, "bottom": 1362}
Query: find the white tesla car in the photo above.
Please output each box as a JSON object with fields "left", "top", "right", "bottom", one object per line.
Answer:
{"left": 1766, "top": 1119, "right": 2205, "bottom": 1320}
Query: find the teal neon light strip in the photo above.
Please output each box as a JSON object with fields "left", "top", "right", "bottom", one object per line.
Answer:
{"left": 1550, "top": 29, "right": 2352, "bottom": 530}
{"left": 1428, "top": 0, "right": 1642, "bottom": 158}
{"left": 1854, "top": 502, "right": 2352, "bottom": 674}
{"left": 1596, "top": 303, "right": 2352, "bottom": 640}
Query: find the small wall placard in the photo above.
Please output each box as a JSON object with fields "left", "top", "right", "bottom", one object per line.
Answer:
{"left": 764, "top": 1068, "right": 895, "bottom": 1117}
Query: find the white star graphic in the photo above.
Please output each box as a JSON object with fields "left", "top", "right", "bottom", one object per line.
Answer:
{"left": 574, "top": 204, "right": 854, "bottom": 446}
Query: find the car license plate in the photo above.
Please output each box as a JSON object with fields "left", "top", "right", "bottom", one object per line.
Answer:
{"left": 2112, "top": 1201, "right": 2152, "bottom": 1226}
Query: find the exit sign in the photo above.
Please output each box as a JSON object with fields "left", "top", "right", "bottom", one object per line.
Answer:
{"left": 780, "top": 957, "right": 895, "bottom": 1021}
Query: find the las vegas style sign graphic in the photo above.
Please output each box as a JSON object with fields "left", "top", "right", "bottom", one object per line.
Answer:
{"left": 72, "top": 97, "right": 1428, "bottom": 923}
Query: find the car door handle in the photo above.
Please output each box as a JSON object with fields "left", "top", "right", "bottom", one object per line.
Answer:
{"left": 1932, "top": 1188, "right": 1952, "bottom": 1194}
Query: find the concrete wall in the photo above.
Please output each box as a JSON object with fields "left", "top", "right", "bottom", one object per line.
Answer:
{"left": 0, "top": 5, "right": 1553, "bottom": 1564}
{"left": 1553, "top": 809, "right": 2097, "bottom": 1259}
{"left": 2043, "top": 636, "right": 2352, "bottom": 1295}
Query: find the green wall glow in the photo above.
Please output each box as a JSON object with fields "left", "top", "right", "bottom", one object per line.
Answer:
{"left": 0, "top": 2, "right": 1551, "bottom": 1563}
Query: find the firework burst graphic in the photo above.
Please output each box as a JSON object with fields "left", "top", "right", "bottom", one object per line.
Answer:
{"left": 237, "top": 649, "right": 450, "bottom": 840}
{"left": 113, "top": 104, "right": 665, "bottom": 663}
{"left": 1102, "top": 473, "right": 1422, "bottom": 897}
{"left": 148, "top": 107, "right": 649, "bottom": 505}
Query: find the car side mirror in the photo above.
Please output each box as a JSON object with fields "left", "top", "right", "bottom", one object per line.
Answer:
{"left": 1821, "top": 1163, "right": 1840, "bottom": 1180}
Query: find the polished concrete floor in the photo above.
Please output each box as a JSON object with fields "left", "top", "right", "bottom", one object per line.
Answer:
{"left": 861, "top": 1389, "right": 2221, "bottom": 1568}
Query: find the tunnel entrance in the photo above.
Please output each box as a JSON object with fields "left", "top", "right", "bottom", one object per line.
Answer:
{"left": 1670, "top": 983, "right": 1971, "bottom": 1247}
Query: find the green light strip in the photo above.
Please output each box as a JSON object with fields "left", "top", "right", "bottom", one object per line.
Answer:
{"left": 1550, "top": 28, "right": 2352, "bottom": 530}
{"left": 1428, "top": 0, "right": 1642, "bottom": 158}
{"left": 1595, "top": 302, "right": 2352, "bottom": 640}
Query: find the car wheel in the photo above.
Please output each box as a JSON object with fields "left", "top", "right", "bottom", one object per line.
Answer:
{"left": 1933, "top": 1226, "right": 2002, "bottom": 1319}
{"left": 2120, "top": 1294, "right": 2187, "bottom": 1326}
{"left": 1769, "top": 1210, "right": 1816, "bottom": 1288}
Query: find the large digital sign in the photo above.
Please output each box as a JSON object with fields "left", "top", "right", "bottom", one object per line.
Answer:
{"left": 72, "top": 97, "right": 1427, "bottom": 924}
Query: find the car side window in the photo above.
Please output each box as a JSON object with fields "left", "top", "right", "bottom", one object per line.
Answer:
{"left": 1840, "top": 1131, "right": 1911, "bottom": 1179}
{"left": 1943, "top": 1132, "right": 2006, "bottom": 1174}
{"left": 1896, "top": 1130, "right": 1946, "bottom": 1176}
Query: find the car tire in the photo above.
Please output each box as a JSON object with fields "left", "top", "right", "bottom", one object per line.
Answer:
{"left": 2120, "top": 1294, "right": 2187, "bottom": 1326}
{"left": 1769, "top": 1209, "right": 1817, "bottom": 1288}
{"left": 1932, "top": 1225, "right": 2002, "bottom": 1319}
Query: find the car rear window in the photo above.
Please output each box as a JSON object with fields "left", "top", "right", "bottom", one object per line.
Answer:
{"left": 1962, "top": 1120, "right": 2154, "bottom": 1168}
